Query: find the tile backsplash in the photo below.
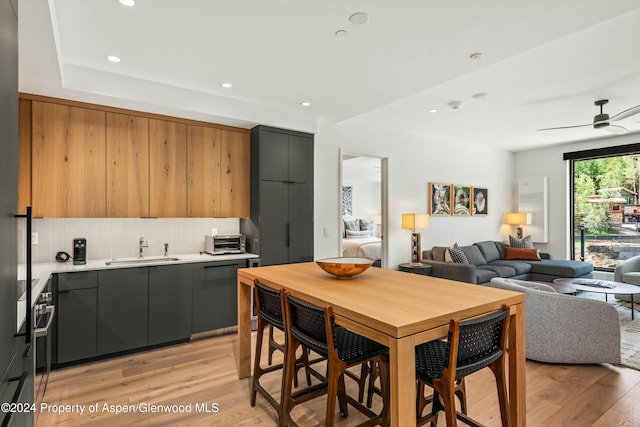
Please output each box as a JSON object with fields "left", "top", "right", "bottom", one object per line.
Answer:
{"left": 25, "top": 218, "right": 239, "bottom": 264}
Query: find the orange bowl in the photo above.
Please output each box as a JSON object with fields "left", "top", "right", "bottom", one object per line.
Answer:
{"left": 315, "top": 257, "right": 374, "bottom": 279}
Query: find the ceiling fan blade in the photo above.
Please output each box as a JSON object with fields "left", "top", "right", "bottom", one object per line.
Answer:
{"left": 610, "top": 105, "right": 640, "bottom": 121}
{"left": 603, "top": 124, "right": 629, "bottom": 134}
{"left": 537, "top": 123, "right": 592, "bottom": 131}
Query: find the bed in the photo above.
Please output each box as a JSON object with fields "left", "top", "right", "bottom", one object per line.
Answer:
{"left": 342, "top": 217, "right": 381, "bottom": 266}
{"left": 342, "top": 237, "right": 382, "bottom": 264}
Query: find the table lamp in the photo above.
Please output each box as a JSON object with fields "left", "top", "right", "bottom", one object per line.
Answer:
{"left": 503, "top": 212, "right": 530, "bottom": 239}
{"left": 402, "top": 213, "right": 430, "bottom": 265}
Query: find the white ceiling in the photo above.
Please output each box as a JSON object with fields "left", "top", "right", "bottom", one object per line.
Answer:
{"left": 18, "top": 0, "right": 640, "bottom": 152}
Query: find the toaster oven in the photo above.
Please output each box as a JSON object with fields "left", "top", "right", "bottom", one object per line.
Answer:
{"left": 204, "top": 234, "right": 246, "bottom": 255}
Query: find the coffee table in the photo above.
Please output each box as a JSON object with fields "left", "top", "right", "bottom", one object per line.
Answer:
{"left": 553, "top": 278, "right": 640, "bottom": 320}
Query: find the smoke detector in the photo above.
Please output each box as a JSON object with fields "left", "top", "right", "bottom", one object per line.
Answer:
{"left": 448, "top": 101, "right": 463, "bottom": 110}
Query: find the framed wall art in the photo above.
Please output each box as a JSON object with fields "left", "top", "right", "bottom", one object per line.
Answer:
{"left": 429, "top": 183, "right": 451, "bottom": 216}
{"left": 471, "top": 187, "right": 488, "bottom": 216}
{"left": 342, "top": 185, "right": 353, "bottom": 216}
{"left": 452, "top": 185, "right": 471, "bottom": 216}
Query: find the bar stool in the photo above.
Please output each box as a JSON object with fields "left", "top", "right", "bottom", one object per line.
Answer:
{"left": 415, "top": 307, "right": 511, "bottom": 427}
{"left": 282, "top": 294, "right": 390, "bottom": 427}
{"left": 250, "top": 282, "right": 322, "bottom": 424}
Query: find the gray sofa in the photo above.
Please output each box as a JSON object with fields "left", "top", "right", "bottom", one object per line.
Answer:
{"left": 489, "top": 278, "right": 620, "bottom": 364}
{"left": 422, "top": 240, "right": 593, "bottom": 284}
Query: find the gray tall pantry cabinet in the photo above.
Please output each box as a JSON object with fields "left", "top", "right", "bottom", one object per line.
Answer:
{"left": 241, "top": 126, "right": 314, "bottom": 266}
{"left": 0, "top": 0, "right": 24, "bottom": 425}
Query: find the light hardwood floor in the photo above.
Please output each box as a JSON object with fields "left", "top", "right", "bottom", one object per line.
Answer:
{"left": 37, "top": 331, "right": 640, "bottom": 426}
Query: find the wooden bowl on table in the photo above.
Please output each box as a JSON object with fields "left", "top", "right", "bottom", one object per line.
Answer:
{"left": 315, "top": 257, "right": 374, "bottom": 279}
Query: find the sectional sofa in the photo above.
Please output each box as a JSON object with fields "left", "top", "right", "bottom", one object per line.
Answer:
{"left": 422, "top": 240, "right": 593, "bottom": 285}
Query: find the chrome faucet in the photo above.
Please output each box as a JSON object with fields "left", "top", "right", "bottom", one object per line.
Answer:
{"left": 164, "top": 243, "right": 169, "bottom": 257}
{"left": 139, "top": 237, "right": 149, "bottom": 258}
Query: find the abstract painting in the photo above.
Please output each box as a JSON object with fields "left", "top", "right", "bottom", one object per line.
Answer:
{"left": 429, "top": 183, "right": 451, "bottom": 216}
{"left": 471, "top": 187, "right": 488, "bottom": 216}
{"left": 452, "top": 185, "right": 471, "bottom": 216}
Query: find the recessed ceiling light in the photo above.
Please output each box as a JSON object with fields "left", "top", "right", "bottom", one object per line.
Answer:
{"left": 429, "top": 109, "right": 438, "bottom": 114}
{"left": 472, "top": 92, "right": 488, "bottom": 100}
{"left": 469, "top": 52, "right": 483, "bottom": 60}
{"left": 221, "top": 82, "right": 233, "bottom": 89}
{"left": 106, "top": 55, "right": 121, "bottom": 63}
{"left": 349, "top": 12, "right": 369, "bottom": 25}
{"left": 119, "top": 0, "right": 135, "bottom": 6}
{"left": 448, "top": 101, "right": 463, "bottom": 110}
{"left": 300, "top": 101, "right": 311, "bottom": 108}
{"left": 335, "top": 30, "right": 348, "bottom": 38}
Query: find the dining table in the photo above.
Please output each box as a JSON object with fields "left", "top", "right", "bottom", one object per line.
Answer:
{"left": 236, "top": 262, "right": 526, "bottom": 427}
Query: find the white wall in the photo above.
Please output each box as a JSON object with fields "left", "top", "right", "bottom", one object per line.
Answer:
{"left": 314, "top": 117, "right": 516, "bottom": 268}
{"left": 514, "top": 133, "right": 640, "bottom": 259}
{"left": 343, "top": 181, "right": 381, "bottom": 221}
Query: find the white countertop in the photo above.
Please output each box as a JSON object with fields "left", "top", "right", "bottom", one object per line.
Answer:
{"left": 17, "top": 252, "right": 259, "bottom": 332}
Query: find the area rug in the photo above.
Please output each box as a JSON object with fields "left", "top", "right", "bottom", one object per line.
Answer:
{"left": 579, "top": 292, "right": 640, "bottom": 370}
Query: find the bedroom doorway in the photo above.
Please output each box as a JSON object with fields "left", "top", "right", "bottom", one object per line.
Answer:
{"left": 340, "top": 151, "right": 388, "bottom": 269}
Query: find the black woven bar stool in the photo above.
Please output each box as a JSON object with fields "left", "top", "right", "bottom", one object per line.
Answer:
{"left": 282, "top": 294, "right": 390, "bottom": 427}
{"left": 250, "top": 282, "right": 323, "bottom": 425}
{"left": 415, "top": 307, "right": 511, "bottom": 427}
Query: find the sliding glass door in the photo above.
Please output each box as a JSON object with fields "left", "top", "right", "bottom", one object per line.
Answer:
{"left": 568, "top": 144, "right": 640, "bottom": 270}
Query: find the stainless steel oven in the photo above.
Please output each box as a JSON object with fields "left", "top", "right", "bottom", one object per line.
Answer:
{"left": 34, "top": 283, "right": 54, "bottom": 406}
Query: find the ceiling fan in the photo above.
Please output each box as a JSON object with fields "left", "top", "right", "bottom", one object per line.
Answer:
{"left": 537, "top": 99, "right": 640, "bottom": 133}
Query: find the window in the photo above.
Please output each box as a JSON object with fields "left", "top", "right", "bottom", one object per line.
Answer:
{"left": 565, "top": 143, "right": 640, "bottom": 271}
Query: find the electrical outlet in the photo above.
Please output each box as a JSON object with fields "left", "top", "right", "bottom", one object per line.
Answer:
{"left": 323, "top": 227, "right": 329, "bottom": 238}
{"left": 31, "top": 232, "right": 38, "bottom": 245}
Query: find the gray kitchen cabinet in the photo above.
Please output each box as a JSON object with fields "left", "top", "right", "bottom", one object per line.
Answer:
{"left": 192, "top": 260, "right": 244, "bottom": 334}
{"left": 148, "top": 264, "right": 192, "bottom": 345}
{"left": 55, "top": 272, "right": 98, "bottom": 364}
{"left": 97, "top": 268, "right": 148, "bottom": 355}
{"left": 257, "top": 128, "right": 313, "bottom": 184}
{"left": 0, "top": 0, "right": 19, "bottom": 421}
{"left": 241, "top": 125, "right": 314, "bottom": 266}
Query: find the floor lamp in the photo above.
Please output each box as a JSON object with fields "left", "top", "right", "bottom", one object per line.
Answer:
{"left": 402, "top": 213, "right": 430, "bottom": 265}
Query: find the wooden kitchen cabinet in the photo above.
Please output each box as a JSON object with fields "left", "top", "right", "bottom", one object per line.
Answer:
{"left": 20, "top": 94, "right": 250, "bottom": 218}
{"left": 97, "top": 268, "right": 148, "bottom": 355}
{"left": 187, "top": 124, "right": 221, "bottom": 217}
{"left": 148, "top": 264, "right": 192, "bottom": 346}
{"left": 187, "top": 126, "right": 250, "bottom": 218}
{"left": 55, "top": 272, "right": 98, "bottom": 364}
{"left": 106, "top": 113, "right": 149, "bottom": 217}
{"left": 191, "top": 260, "right": 244, "bottom": 334}
{"left": 219, "top": 129, "right": 250, "bottom": 217}
{"left": 31, "top": 101, "right": 106, "bottom": 217}
{"left": 149, "top": 119, "right": 187, "bottom": 217}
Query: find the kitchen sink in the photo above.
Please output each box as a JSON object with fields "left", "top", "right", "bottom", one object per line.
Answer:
{"left": 105, "top": 257, "right": 180, "bottom": 266}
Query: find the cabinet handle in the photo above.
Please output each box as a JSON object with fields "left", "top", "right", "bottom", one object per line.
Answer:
{"left": 203, "top": 264, "right": 238, "bottom": 269}
{"left": 286, "top": 222, "right": 290, "bottom": 247}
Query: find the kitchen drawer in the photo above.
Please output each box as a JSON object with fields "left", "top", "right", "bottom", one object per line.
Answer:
{"left": 57, "top": 271, "right": 97, "bottom": 291}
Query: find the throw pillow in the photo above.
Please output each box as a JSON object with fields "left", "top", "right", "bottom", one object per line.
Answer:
{"left": 504, "top": 247, "right": 541, "bottom": 261}
{"left": 359, "top": 218, "right": 374, "bottom": 231}
{"left": 344, "top": 218, "right": 360, "bottom": 231}
{"left": 346, "top": 230, "right": 370, "bottom": 239}
{"left": 509, "top": 235, "right": 533, "bottom": 249}
{"left": 448, "top": 243, "right": 469, "bottom": 264}
{"left": 444, "top": 249, "right": 453, "bottom": 262}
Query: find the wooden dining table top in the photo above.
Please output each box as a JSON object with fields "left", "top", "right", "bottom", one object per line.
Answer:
{"left": 237, "top": 262, "right": 525, "bottom": 339}
{"left": 236, "top": 262, "right": 527, "bottom": 426}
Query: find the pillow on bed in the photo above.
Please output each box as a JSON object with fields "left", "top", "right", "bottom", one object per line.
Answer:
{"left": 344, "top": 218, "right": 360, "bottom": 232}
{"left": 359, "top": 219, "right": 374, "bottom": 231}
{"left": 346, "top": 230, "right": 370, "bottom": 239}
